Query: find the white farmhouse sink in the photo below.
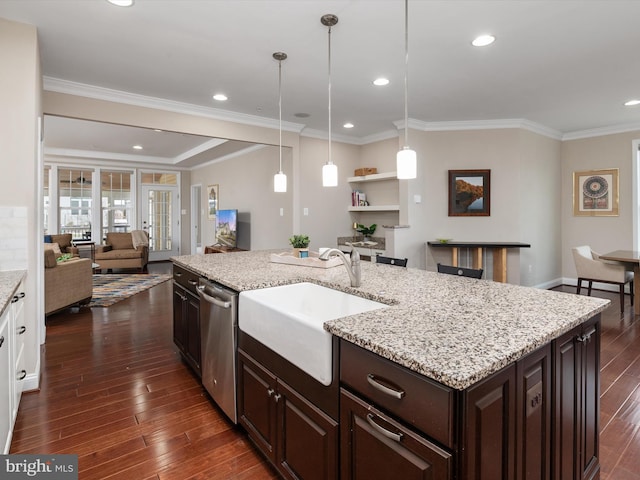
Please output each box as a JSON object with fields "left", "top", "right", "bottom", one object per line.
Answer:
{"left": 239, "top": 282, "right": 387, "bottom": 386}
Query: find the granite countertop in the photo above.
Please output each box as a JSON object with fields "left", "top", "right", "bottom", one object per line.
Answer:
{"left": 0, "top": 270, "right": 27, "bottom": 317}
{"left": 172, "top": 250, "right": 610, "bottom": 390}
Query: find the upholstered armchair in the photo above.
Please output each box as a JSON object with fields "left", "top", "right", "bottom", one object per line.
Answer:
{"left": 95, "top": 231, "right": 149, "bottom": 273}
{"left": 44, "top": 249, "right": 92, "bottom": 315}
{"left": 572, "top": 245, "right": 633, "bottom": 313}
{"left": 47, "top": 233, "right": 79, "bottom": 256}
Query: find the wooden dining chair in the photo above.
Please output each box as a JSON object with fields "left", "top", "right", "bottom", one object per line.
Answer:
{"left": 375, "top": 255, "right": 408, "bottom": 267}
{"left": 437, "top": 263, "right": 484, "bottom": 279}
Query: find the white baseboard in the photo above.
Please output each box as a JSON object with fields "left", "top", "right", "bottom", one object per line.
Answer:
{"left": 22, "top": 372, "right": 40, "bottom": 393}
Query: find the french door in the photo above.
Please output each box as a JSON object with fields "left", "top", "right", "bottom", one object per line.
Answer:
{"left": 141, "top": 185, "right": 179, "bottom": 261}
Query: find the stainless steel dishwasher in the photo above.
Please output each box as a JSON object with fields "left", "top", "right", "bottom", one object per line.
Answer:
{"left": 197, "top": 278, "right": 238, "bottom": 424}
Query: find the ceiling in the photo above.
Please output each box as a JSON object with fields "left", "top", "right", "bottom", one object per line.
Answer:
{"left": 2, "top": 0, "right": 640, "bottom": 166}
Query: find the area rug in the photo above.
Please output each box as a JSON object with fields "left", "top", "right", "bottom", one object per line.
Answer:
{"left": 88, "top": 273, "right": 172, "bottom": 307}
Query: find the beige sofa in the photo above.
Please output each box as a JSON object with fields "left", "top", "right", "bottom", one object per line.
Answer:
{"left": 44, "top": 249, "right": 93, "bottom": 315}
{"left": 95, "top": 232, "right": 149, "bottom": 273}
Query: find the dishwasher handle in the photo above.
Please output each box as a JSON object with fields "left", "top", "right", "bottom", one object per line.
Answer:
{"left": 197, "top": 285, "right": 232, "bottom": 308}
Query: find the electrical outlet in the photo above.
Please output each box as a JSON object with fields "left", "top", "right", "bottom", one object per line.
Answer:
{"left": 304, "top": 207, "right": 309, "bottom": 216}
{"left": 280, "top": 207, "right": 284, "bottom": 216}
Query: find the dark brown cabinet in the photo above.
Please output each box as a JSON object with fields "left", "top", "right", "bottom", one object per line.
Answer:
{"left": 462, "top": 363, "right": 516, "bottom": 480}
{"left": 553, "top": 316, "right": 600, "bottom": 480}
{"left": 516, "top": 344, "right": 552, "bottom": 480}
{"left": 172, "top": 265, "right": 201, "bottom": 376}
{"left": 238, "top": 349, "right": 339, "bottom": 480}
{"left": 340, "top": 314, "right": 600, "bottom": 480}
{"left": 340, "top": 388, "right": 452, "bottom": 480}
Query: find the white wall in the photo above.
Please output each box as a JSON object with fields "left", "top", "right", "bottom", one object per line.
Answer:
{"left": 561, "top": 130, "right": 639, "bottom": 280}
{"left": 191, "top": 145, "right": 293, "bottom": 250}
{"left": 0, "top": 18, "right": 42, "bottom": 389}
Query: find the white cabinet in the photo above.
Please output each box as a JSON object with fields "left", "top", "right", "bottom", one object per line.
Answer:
{"left": 347, "top": 172, "right": 400, "bottom": 212}
{"left": 0, "top": 308, "right": 11, "bottom": 454}
{"left": 10, "top": 282, "right": 26, "bottom": 421}
{"left": 0, "top": 278, "right": 26, "bottom": 454}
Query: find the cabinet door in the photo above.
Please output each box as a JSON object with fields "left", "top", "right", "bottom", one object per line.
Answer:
{"left": 0, "top": 314, "right": 11, "bottom": 454}
{"left": 516, "top": 344, "right": 551, "bottom": 480}
{"left": 552, "top": 315, "right": 600, "bottom": 480}
{"left": 185, "top": 290, "right": 201, "bottom": 374}
{"left": 462, "top": 364, "right": 516, "bottom": 480}
{"left": 238, "top": 350, "right": 277, "bottom": 462}
{"left": 172, "top": 284, "right": 187, "bottom": 353}
{"left": 580, "top": 318, "right": 600, "bottom": 480}
{"left": 340, "top": 388, "right": 452, "bottom": 480}
{"left": 277, "top": 380, "right": 338, "bottom": 480}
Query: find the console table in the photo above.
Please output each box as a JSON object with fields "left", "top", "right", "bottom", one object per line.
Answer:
{"left": 427, "top": 241, "right": 531, "bottom": 283}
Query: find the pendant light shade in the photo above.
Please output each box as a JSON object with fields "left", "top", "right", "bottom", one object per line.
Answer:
{"left": 397, "top": 0, "right": 417, "bottom": 179}
{"left": 273, "top": 52, "right": 287, "bottom": 193}
{"left": 321, "top": 14, "right": 339, "bottom": 187}
{"left": 322, "top": 163, "right": 338, "bottom": 187}
{"left": 397, "top": 146, "right": 417, "bottom": 179}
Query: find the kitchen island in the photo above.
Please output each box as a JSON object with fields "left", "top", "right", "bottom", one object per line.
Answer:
{"left": 172, "top": 250, "right": 609, "bottom": 480}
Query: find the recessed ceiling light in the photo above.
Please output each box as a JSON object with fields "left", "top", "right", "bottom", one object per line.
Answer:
{"left": 625, "top": 99, "right": 640, "bottom": 106}
{"left": 373, "top": 78, "right": 390, "bottom": 86}
{"left": 107, "top": 0, "right": 134, "bottom": 6}
{"left": 133, "top": 145, "right": 143, "bottom": 150}
{"left": 472, "top": 34, "right": 496, "bottom": 47}
{"left": 213, "top": 94, "right": 228, "bottom": 102}
{"left": 343, "top": 123, "right": 354, "bottom": 129}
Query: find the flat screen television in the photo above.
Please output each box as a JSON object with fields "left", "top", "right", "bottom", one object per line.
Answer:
{"left": 215, "top": 209, "right": 238, "bottom": 248}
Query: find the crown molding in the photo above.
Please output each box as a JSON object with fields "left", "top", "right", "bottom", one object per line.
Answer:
{"left": 562, "top": 122, "right": 640, "bottom": 141}
{"left": 394, "top": 118, "right": 563, "bottom": 140}
{"left": 45, "top": 146, "right": 174, "bottom": 165}
{"left": 189, "top": 144, "right": 267, "bottom": 171}
{"left": 43, "top": 76, "right": 306, "bottom": 134}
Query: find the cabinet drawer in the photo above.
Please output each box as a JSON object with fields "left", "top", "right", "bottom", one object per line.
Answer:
{"left": 173, "top": 265, "right": 199, "bottom": 295}
{"left": 341, "top": 388, "right": 452, "bottom": 479}
{"left": 340, "top": 340, "right": 455, "bottom": 449}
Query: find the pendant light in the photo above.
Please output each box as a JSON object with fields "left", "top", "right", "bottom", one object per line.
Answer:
{"left": 397, "top": 0, "right": 417, "bottom": 179}
{"left": 273, "top": 52, "right": 287, "bottom": 193}
{"left": 321, "top": 14, "right": 338, "bottom": 187}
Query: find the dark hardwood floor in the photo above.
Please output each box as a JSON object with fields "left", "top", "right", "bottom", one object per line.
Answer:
{"left": 11, "top": 262, "right": 278, "bottom": 480}
{"left": 9, "top": 267, "right": 640, "bottom": 479}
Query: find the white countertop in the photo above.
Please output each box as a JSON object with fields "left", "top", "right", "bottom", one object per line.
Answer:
{"left": 172, "top": 250, "right": 609, "bottom": 390}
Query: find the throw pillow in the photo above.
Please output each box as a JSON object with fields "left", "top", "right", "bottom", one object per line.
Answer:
{"left": 44, "top": 234, "right": 52, "bottom": 243}
{"left": 44, "top": 242, "right": 62, "bottom": 256}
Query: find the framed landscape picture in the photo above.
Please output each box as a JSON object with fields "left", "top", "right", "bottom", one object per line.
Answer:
{"left": 448, "top": 169, "right": 491, "bottom": 216}
{"left": 573, "top": 168, "right": 619, "bottom": 216}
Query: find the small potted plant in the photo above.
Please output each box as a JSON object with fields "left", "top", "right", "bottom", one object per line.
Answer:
{"left": 289, "top": 234, "right": 310, "bottom": 258}
{"left": 356, "top": 223, "right": 377, "bottom": 242}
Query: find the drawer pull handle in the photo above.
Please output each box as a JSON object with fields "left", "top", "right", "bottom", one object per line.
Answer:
{"left": 367, "top": 374, "right": 405, "bottom": 399}
{"left": 0, "top": 336, "right": 4, "bottom": 348}
{"left": 18, "top": 326, "right": 26, "bottom": 335}
{"left": 267, "top": 388, "right": 275, "bottom": 397}
{"left": 175, "top": 272, "right": 183, "bottom": 277}
{"left": 188, "top": 279, "right": 198, "bottom": 286}
{"left": 17, "top": 370, "right": 27, "bottom": 380}
{"left": 11, "top": 296, "right": 19, "bottom": 303}
{"left": 19, "top": 292, "right": 25, "bottom": 299}
{"left": 366, "top": 414, "right": 403, "bottom": 442}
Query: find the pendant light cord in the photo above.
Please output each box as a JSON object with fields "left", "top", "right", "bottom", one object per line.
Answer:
{"left": 278, "top": 58, "right": 283, "bottom": 173}
{"left": 327, "top": 24, "right": 333, "bottom": 165}
{"left": 404, "top": 0, "right": 409, "bottom": 147}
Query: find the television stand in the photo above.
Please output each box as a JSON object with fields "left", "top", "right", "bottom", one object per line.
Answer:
{"left": 204, "top": 245, "right": 247, "bottom": 254}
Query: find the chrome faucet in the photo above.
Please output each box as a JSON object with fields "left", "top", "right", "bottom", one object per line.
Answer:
{"left": 319, "top": 248, "right": 361, "bottom": 287}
